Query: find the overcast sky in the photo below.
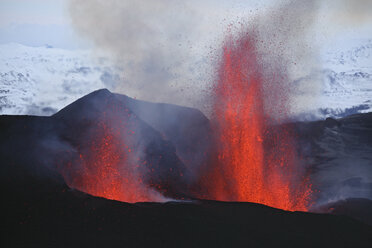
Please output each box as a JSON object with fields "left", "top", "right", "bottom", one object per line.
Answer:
{"left": 0, "top": 0, "right": 371, "bottom": 50}
{"left": 0, "top": 0, "right": 266, "bottom": 48}
{"left": 0, "top": 0, "right": 79, "bottom": 48}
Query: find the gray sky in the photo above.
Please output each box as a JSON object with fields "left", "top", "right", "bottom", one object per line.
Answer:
{"left": 0, "top": 0, "right": 78, "bottom": 48}
{"left": 0, "top": 0, "right": 265, "bottom": 48}
{"left": 0, "top": 0, "right": 371, "bottom": 50}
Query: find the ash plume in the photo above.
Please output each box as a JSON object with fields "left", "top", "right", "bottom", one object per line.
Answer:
{"left": 68, "top": 0, "right": 325, "bottom": 117}
{"left": 253, "top": 0, "right": 321, "bottom": 121}
{"left": 328, "top": 0, "right": 372, "bottom": 26}
{"left": 68, "top": 0, "right": 213, "bottom": 107}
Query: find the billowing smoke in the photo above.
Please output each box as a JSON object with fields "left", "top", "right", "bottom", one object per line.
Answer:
{"left": 68, "top": 0, "right": 219, "bottom": 108}
{"left": 251, "top": 0, "right": 321, "bottom": 121}
{"left": 68, "top": 0, "right": 325, "bottom": 117}
{"left": 327, "top": 0, "right": 372, "bottom": 26}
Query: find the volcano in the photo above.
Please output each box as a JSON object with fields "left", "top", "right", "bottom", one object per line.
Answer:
{"left": 1, "top": 89, "right": 372, "bottom": 247}
{"left": 0, "top": 89, "right": 213, "bottom": 202}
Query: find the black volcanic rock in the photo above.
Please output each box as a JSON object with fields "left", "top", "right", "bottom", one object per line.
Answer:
{"left": 0, "top": 115, "right": 65, "bottom": 187}
{"left": 114, "top": 93, "right": 212, "bottom": 178}
{"left": 2, "top": 163, "right": 372, "bottom": 248}
{"left": 314, "top": 198, "right": 372, "bottom": 226}
{"left": 291, "top": 113, "right": 372, "bottom": 223}
{"left": 324, "top": 117, "right": 340, "bottom": 128}
{"left": 293, "top": 113, "right": 372, "bottom": 202}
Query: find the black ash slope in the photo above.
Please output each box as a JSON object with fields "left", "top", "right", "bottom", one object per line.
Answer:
{"left": 2, "top": 158, "right": 372, "bottom": 248}
{"left": 292, "top": 113, "right": 372, "bottom": 224}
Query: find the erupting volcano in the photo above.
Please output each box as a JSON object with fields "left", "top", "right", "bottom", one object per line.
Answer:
{"left": 57, "top": 28, "right": 312, "bottom": 211}
{"left": 204, "top": 32, "right": 312, "bottom": 211}
{"left": 58, "top": 99, "right": 170, "bottom": 203}
{"left": 56, "top": 91, "right": 189, "bottom": 203}
{"left": 4, "top": 1, "right": 372, "bottom": 246}
{"left": 68, "top": 113, "right": 152, "bottom": 203}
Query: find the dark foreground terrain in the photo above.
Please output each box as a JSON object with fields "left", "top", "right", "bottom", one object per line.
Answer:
{"left": 2, "top": 166, "right": 372, "bottom": 248}
{"left": 1, "top": 89, "right": 372, "bottom": 247}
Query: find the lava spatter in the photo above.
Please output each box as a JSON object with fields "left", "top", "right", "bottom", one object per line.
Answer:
{"left": 206, "top": 31, "right": 312, "bottom": 211}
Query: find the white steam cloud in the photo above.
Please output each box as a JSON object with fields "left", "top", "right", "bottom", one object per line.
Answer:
{"left": 68, "top": 0, "right": 371, "bottom": 117}
{"left": 68, "top": 0, "right": 229, "bottom": 108}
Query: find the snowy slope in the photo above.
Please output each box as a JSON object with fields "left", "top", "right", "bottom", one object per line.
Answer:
{"left": 292, "top": 40, "right": 372, "bottom": 120}
{"left": 324, "top": 40, "right": 372, "bottom": 72}
{"left": 0, "top": 43, "right": 122, "bottom": 115}
{"left": 0, "top": 42, "right": 371, "bottom": 118}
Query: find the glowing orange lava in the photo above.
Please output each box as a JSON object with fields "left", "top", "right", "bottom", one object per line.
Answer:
{"left": 206, "top": 33, "right": 312, "bottom": 211}
{"left": 62, "top": 107, "right": 156, "bottom": 203}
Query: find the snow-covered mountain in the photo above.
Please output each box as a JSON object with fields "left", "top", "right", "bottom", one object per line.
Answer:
{"left": 325, "top": 40, "right": 372, "bottom": 72}
{"left": 0, "top": 43, "right": 123, "bottom": 115}
{"left": 0, "top": 42, "right": 371, "bottom": 119}
{"left": 292, "top": 40, "right": 372, "bottom": 120}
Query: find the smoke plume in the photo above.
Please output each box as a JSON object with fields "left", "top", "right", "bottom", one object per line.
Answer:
{"left": 328, "top": 0, "right": 372, "bottom": 26}
{"left": 253, "top": 0, "right": 321, "bottom": 120}
{"left": 68, "top": 0, "right": 217, "bottom": 107}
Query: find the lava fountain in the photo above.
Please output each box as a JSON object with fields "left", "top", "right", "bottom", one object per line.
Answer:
{"left": 204, "top": 31, "right": 312, "bottom": 211}
{"left": 60, "top": 102, "right": 163, "bottom": 203}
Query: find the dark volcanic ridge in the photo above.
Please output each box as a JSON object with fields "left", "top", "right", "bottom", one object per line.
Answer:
{"left": 1, "top": 89, "right": 372, "bottom": 204}
{"left": 1, "top": 89, "right": 213, "bottom": 200}
{"left": 3, "top": 176, "right": 372, "bottom": 248}
{"left": 1, "top": 89, "right": 372, "bottom": 247}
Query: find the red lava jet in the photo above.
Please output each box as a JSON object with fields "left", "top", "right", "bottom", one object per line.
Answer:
{"left": 75, "top": 119, "right": 148, "bottom": 202}
{"left": 204, "top": 31, "right": 312, "bottom": 211}
{"left": 61, "top": 105, "right": 157, "bottom": 203}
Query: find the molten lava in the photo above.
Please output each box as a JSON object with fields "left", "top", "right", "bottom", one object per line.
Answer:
{"left": 62, "top": 106, "right": 157, "bottom": 203}
{"left": 205, "top": 33, "right": 312, "bottom": 211}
